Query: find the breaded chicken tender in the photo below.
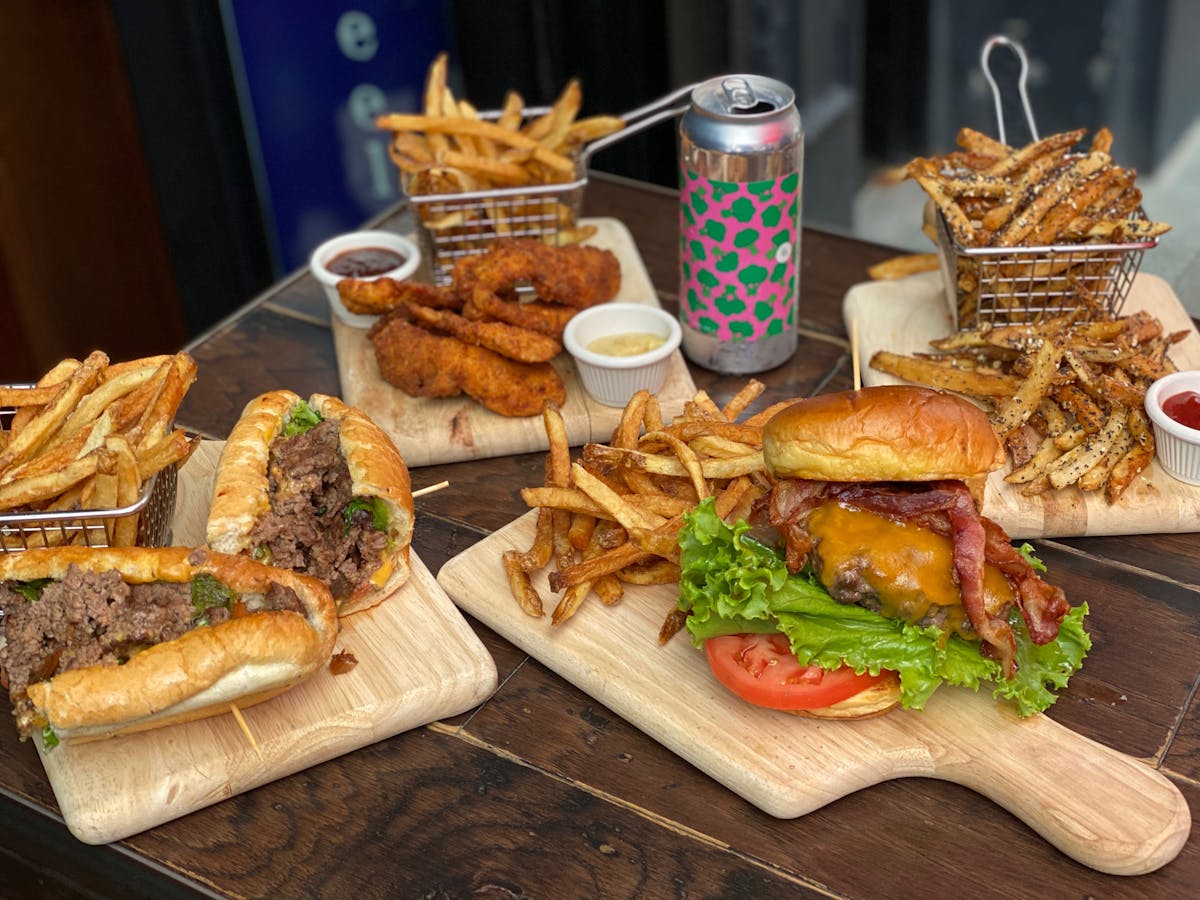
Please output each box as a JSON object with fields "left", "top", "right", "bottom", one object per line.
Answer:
{"left": 452, "top": 238, "right": 620, "bottom": 309}
{"left": 368, "top": 316, "right": 565, "bottom": 417}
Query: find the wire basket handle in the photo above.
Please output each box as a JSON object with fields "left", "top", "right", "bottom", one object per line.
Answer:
{"left": 579, "top": 83, "right": 698, "bottom": 165}
{"left": 980, "top": 35, "right": 1039, "bottom": 145}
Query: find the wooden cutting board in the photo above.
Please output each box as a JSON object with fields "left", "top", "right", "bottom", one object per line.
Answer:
{"left": 332, "top": 217, "right": 697, "bottom": 467}
{"left": 37, "top": 441, "right": 498, "bottom": 845}
{"left": 437, "top": 511, "right": 1191, "bottom": 876}
{"left": 847, "top": 271, "right": 1200, "bottom": 538}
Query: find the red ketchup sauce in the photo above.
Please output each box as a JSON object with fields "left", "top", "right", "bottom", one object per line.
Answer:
{"left": 1162, "top": 389, "right": 1200, "bottom": 430}
{"left": 326, "top": 246, "right": 405, "bottom": 277}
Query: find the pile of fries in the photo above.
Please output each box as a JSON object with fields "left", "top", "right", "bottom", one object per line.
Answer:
{"left": 884, "top": 126, "right": 1171, "bottom": 327}
{"left": 504, "top": 382, "right": 791, "bottom": 637}
{"left": 0, "top": 352, "right": 198, "bottom": 548}
{"left": 376, "top": 54, "right": 625, "bottom": 253}
{"left": 871, "top": 309, "right": 1188, "bottom": 502}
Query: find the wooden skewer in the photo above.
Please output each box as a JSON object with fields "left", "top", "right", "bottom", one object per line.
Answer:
{"left": 850, "top": 319, "right": 862, "bottom": 390}
{"left": 229, "top": 703, "right": 262, "bottom": 759}
{"left": 412, "top": 480, "right": 450, "bottom": 498}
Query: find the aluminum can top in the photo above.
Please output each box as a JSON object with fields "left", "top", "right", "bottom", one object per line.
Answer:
{"left": 684, "top": 75, "right": 800, "bottom": 153}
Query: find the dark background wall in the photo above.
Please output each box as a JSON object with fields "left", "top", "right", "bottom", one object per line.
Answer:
{"left": 2, "top": 0, "right": 1187, "bottom": 381}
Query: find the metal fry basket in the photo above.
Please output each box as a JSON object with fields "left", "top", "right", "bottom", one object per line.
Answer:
{"left": 0, "top": 402, "right": 177, "bottom": 553}
{"left": 402, "top": 86, "right": 695, "bottom": 285}
{"left": 939, "top": 36, "right": 1157, "bottom": 329}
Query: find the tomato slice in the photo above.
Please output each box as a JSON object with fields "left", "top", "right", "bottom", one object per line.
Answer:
{"left": 704, "top": 633, "right": 892, "bottom": 711}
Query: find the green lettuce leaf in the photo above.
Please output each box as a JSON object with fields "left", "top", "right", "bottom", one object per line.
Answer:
{"left": 283, "top": 401, "right": 323, "bottom": 437}
{"left": 677, "top": 497, "right": 1090, "bottom": 716}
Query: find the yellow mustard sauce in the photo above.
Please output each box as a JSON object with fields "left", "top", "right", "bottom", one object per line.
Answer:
{"left": 586, "top": 332, "right": 666, "bottom": 357}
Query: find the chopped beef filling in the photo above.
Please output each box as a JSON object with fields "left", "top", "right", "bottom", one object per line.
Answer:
{"left": 0, "top": 563, "right": 304, "bottom": 737}
{"left": 248, "top": 419, "right": 387, "bottom": 599}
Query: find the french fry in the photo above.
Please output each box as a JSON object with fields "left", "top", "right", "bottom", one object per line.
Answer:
{"left": 868, "top": 252, "right": 940, "bottom": 281}
{"left": 513, "top": 384, "right": 778, "bottom": 623}
{"left": 106, "top": 435, "right": 141, "bottom": 546}
{"left": 0, "top": 384, "right": 64, "bottom": 407}
{"left": 503, "top": 549, "right": 544, "bottom": 617}
{"left": 0, "top": 449, "right": 115, "bottom": 512}
{"left": 870, "top": 350, "right": 1021, "bottom": 397}
{"left": 375, "top": 114, "right": 576, "bottom": 177}
{"left": 872, "top": 305, "right": 1175, "bottom": 502}
{"left": 0, "top": 350, "right": 197, "bottom": 549}
{"left": 0, "top": 350, "right": 108, "bottom": 472}
{"left": 991, "top": 338, "right": 1062, "bottom": 438}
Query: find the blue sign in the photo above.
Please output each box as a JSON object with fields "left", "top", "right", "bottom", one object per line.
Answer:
{"left": 221, "top": 0, "right": 453, "bottom": 272}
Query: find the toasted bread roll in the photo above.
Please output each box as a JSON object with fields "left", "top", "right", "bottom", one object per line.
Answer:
{"left": 206, "top": 391, "right": 413, "bottom": 616}
{"left": 0, "top": 546, "right": 338, "bottom": 744}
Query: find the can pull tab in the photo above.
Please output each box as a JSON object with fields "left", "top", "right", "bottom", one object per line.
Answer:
{"left": 722, "top": 77, "right": 775, "bottom": 115}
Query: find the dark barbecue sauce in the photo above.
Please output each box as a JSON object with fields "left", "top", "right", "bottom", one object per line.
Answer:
{"left": 327, "top": 246, "right": 405, "bottom": 277}
{"left": 1162, "top": 390, "right": 1200, "bottom": 430}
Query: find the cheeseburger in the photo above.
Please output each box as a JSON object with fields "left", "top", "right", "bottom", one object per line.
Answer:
{"left": 677, "top": 385, "right": 1090, "bottom": 719}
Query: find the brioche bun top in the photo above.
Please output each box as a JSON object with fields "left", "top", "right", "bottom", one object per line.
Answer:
{"left": 763, "top": 386, "right": 1003, "bottom": 483}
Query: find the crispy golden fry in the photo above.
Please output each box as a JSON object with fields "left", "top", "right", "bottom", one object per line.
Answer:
{"left": 377, "top": 55, "right": 625, "bottom": 261}
{"left": 508, "top": 383, "right": 778, "bottom": 625}
{"left": 503, "top": 549, "right": 544, "bottom": 617}
{"left": 583, "top": 443, "right": 765, "bottom": 480}
{"left": 873, "top": 308, "right": 1178, "bottom": 501}
{"left": 0, "top": 350, "right": 108, "bottom": 472}
{"left": 0, "top": 384, "right": 63, "bottom": 406}
{"left": 870, "top": 350, "right": 1021, "bottom": 397}
{"left": 376, "top": 114, "right": 576, "bottom": 176}
{"left": 0, "top": 350, "right": 196, "bottom": 544}
{"left": 551, "top": 224, "right": 600, "bottom": 245}
{"left": 991, "top": 338, "right": 1062, "bottom": 438}
{"left": 106, "top": 435, "right": 141, "bottom": 546}
{"left": 0, "top": 450, "right": 114, "bottom": 511}
{"left": 658, "top": 607, "right": 689, "bottom": 644}
{"left": 571, "top": 462, "right": 664, "bottom": 532}
{"left": 868, "top": 252, "right": 940, "bottom": 281}
{"left": 616, "top": 557, "right": 680, "bottom": 585}
{"left": 957, "top": 126, "right": 1011, "bottom": 158}
{"left": 906, "top": 126, "right": 1167, "bottom": 329}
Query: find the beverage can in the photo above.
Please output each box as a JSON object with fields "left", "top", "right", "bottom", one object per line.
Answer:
{"left": 678, "top": 75, "right": 804, "bottom": 373}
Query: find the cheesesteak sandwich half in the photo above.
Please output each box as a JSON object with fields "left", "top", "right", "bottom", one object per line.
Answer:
{"left": 677, "top": 385, "right": 1091, "bottom": 719}
{"left": 0, "top": 546, "right": 337, "bottom": 745}
{"left": 206, "top": 391, "right": 413, "bottom": 616}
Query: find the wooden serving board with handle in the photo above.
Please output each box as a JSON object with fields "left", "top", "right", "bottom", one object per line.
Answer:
{"left": 332, "top": 217, "right": 697, "bottom": 468}
{"left": 437, "top": 510, "right": 1191, "bottom": 876}
{"left": 36, "top": 441, "right": 498, "bottom": 845}
{"left": 847, "top": 271, "right": 1200, "bottom": 538}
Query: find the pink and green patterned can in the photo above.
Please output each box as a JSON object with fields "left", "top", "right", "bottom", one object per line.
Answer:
{"left": 679, "top": 75, "right": 803, "bottom": 373}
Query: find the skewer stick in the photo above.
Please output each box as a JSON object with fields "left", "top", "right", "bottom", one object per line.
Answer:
{"left": 850, "top": 319, "right": 862, "bottom": 390}
{"left": 413, "top": 480, "right": 450, "bottom": 498}
{"left": 229, "top": 703, "right": 262, "bottom": 759}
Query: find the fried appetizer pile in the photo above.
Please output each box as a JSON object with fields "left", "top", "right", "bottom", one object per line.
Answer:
{"left": 350, "top": 239, "right": 621, "bottom": 417}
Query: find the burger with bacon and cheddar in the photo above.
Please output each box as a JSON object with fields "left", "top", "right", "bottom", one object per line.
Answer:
{"left": 677, "top": 385, "right": 1091, "bottom": 719}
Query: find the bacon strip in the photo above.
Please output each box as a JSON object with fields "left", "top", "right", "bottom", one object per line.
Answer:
{"left": 944, "top": 488, "right": 1016, "bottom": 676}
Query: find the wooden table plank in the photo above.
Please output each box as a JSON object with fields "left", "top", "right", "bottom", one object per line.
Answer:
{"left": 1, "top": 174, "right": 1195, "bottom": 897}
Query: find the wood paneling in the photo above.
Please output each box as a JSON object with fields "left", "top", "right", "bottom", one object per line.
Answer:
{"left": 0, "top": 1, "right": 185, "bottom": 381}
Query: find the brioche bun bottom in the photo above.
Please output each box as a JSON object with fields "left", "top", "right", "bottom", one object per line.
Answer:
{"left": 784, "top": 672, "right": 902, "bottom": 721}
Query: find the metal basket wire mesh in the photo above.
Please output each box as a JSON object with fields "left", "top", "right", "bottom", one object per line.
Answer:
{"left": 407, "top": 166, "right": 587, "bottom": 286}
{"left": 935, "top": 210, "right": 1154, "bottom": 329}
{"left": 0, "top": 403, "right": 177, "bottom": 553}
{"left": 399, "top": 86, "right": 694, "bottom": 286}
{"left": 937, "top": 35, "right": 1158, "bottom": 329}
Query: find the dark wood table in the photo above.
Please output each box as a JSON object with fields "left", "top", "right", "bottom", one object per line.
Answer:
{"left": 1, "top": 174, "right": 1196, "bottom": 898}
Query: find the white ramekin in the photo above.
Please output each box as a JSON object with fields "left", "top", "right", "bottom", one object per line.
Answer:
{"left": 1144, "top": 370, "right": 1200, "bottom": 485}
{"left": 563, "top": 303, "right": 682, "bottom": 407}
{"left": 309, "top": 230, "right": 420, "bottom": 328}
